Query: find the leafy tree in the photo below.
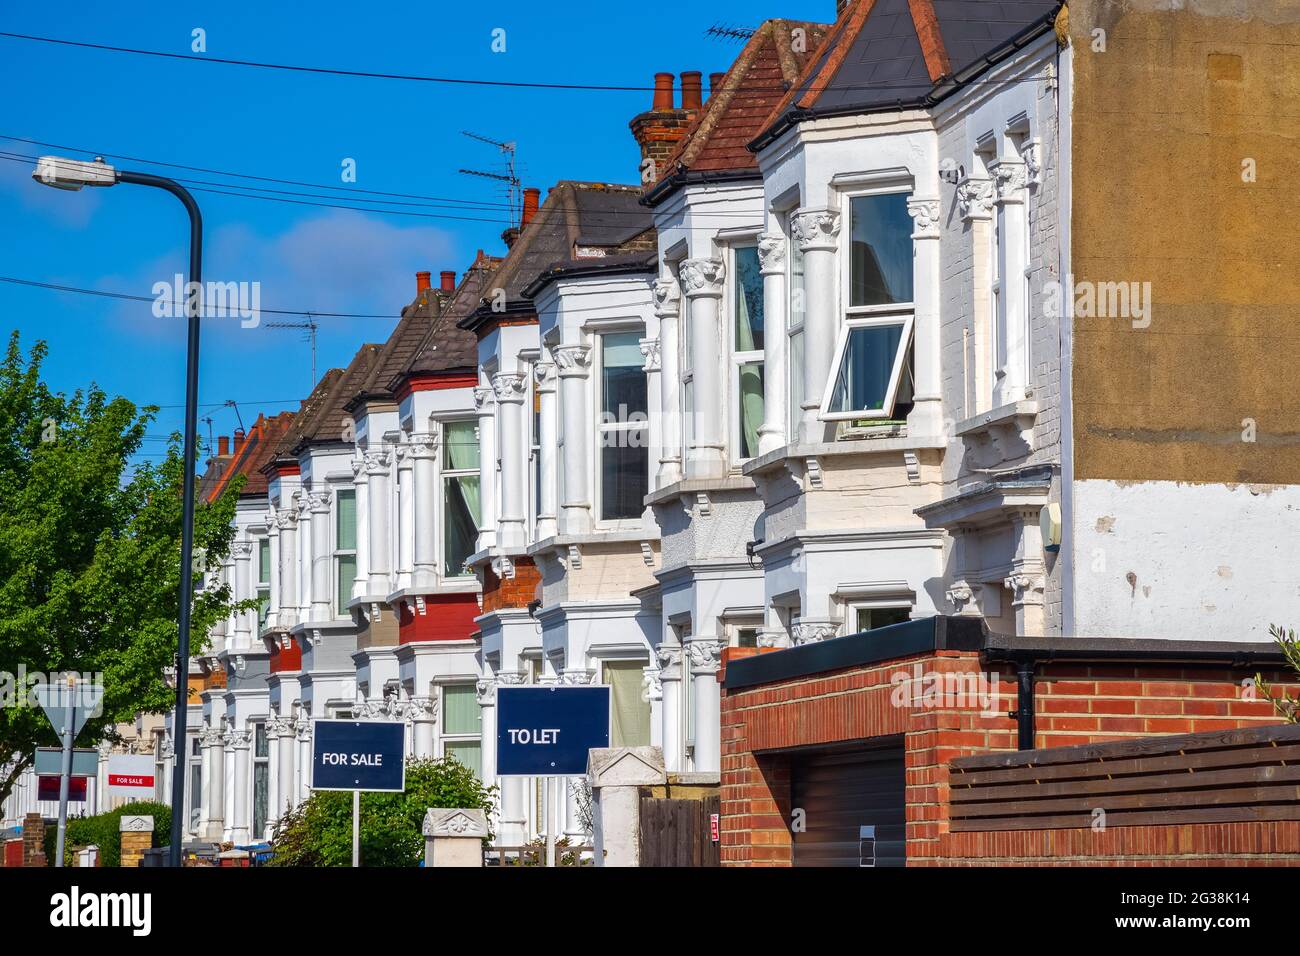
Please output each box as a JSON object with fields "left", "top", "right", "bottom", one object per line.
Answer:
{"left": 1256, "top": 623, "right": 1300, "bottom": 722}
{"left": 0, "top": 332, "right": 244, "bottom": 806}
{"left": 269, "top": 757, "right": 497, "bottom": 867}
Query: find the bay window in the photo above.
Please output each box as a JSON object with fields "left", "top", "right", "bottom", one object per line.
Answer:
{"left": 334, "top": 490, "right": 355, "bottom": 615}
{"left": 821, "top": 192, "right": 915, "bottom": 422}
{"left": 442, "top": 420, "right": 480, "bottom": 577}
{"left": 597, "top": 331, "right": 649, "bottom": 521}
{"left": 731, "top": 244, "right": 765, "bottom": 461}
{"left": 442, "top": 682, "right": 481, "bottom": 778}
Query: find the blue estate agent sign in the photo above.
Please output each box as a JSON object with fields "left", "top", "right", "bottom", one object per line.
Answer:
{"left": 497, "top": 685, "right": 611, "bottom": 776}
{"left": 311, "top": 720, "right": 406, "bottom": 792}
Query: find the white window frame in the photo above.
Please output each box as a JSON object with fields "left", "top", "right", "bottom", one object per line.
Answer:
{"left": 251, "top": 720, "right": 270, "bottom": 838}
{"left": 785, "top": 213, "right": 805, "bottom": 442}
{"left": 726, "top": 241, "right": 765, "bottom": 465}
{"left": 592, "top": 325, "right": 649, "bottom": 529}
{"left": 440, "top": 681, "right": 482, "bottom": 776}
{"left": 844, "top": 599, "right": 913, "bottom": 636}
{"left": 820, "top": 186, "right": 917, "bottom": 422}
{"left": 440, "top": 418, "right": 479, "bottom": 578}
{"left": 255, "top": 536, "right": 271, "bottom": 629}
{"left": 333, "top": 488, "right": 356, "bottom": 617}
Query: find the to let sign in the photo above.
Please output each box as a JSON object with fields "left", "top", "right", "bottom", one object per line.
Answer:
{"left": 311, "top": 720, "right": 406, "bottom": 792}
{"left": 107, "top": 754, "right": 157, "bottom": 798}
{"left": 496, "top": 685, "right": 610, "bottom": 776}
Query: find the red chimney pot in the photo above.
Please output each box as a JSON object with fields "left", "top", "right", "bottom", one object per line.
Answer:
{"left": 416, "top": 271, "right": 431, "bottom": 293}
{"left": 218, "top": 436, "right": 229, "bottom": 456}
{"left": 681, "top": 71, "right": 703, "bottom": 111}
{"left": 440, "top": 270, "right": 456, "bottom": 293}
{"left": 652, "top": 72, "right": 674, "bottom": 110}
{"left": 521, "top": 187, "right": 540, "bottom": 228}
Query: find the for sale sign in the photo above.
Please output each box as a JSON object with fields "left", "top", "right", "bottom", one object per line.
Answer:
{"left": 107, "top": 753, "right": 156, "bottom": 798}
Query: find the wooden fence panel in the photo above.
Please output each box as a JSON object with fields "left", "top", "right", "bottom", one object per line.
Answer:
{"left": 638, "top": 794, "right": 721, "bottom": 867}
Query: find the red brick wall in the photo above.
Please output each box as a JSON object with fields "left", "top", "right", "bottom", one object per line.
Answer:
{"left": 480, "top": 558, "right": 541, "bottom": 614}
{"left": 398, "top": 592, "right": 480, "bottom": 644}
{"left": 720, "top": 652, "right": 1296, "bottom": 867}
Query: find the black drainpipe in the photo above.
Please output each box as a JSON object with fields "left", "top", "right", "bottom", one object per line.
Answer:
{"left": 1010, "top": 660, "right": 1036, "bottom": 750}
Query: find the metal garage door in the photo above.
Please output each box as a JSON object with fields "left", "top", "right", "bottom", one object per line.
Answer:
{"left": 792, "top": 742, "right": 906, "bottom": 867}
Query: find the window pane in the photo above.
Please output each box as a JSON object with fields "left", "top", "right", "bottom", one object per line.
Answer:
{"left": 255, "top": 723, "right": 269, "bottom": 757}
{"left": 737, "top": 627, "right": 758, "bottom": 648}
{"left": 738, "top": 361, "right": 764, "bottom": 459}
{"left": 850, "top": 194, "right": 914, "bottom": 306}
{"left": 601, "top": 332, "right": 647, "bottom": 419}
{"left": 258, "top": 538, "right": 271, "bottom": 583}
{"left": 257, "top": 589, "right": 271, "bottom": 628}
{"left": 189, "top": 763, "right": 202, "bottom": 828}
{"left": 789, "top": 237, "right": 805, "bottom": 326}
{"left": 253, "top": 763, "right": 269, "bottom": 838}
{"left": 604, "top": 660, "right": 651, "bottom": 748}
{"left": 734, "top": 245, "right": 764, "bottom": 352}
{"left": 601, "top": 439, "right": 648, "bottom": 521}
{"left": 445, "top": 740, "right": 481, "bottom": 779}
{"left": 443, "top": 475, "right": 479, "bottom": 576}
{"left": 336, "top": 489, "right": 356, "bottom": 550}
{"left": 443, "top": 420, "right": 480, "bottom": 470}
{"left": 856, "top": 606, "right": 912, "bottom": 632}
{"left": 827, "top": 323, "right": 906, "bottom": 415}
{"left": 443, "top": 683, "right": 480, "bottom": 734}
{"left": 336, "top": 555, "right": 355, "bottom": 614}
{"left": 788, "top": 330, "right": 804, "bottom": 438}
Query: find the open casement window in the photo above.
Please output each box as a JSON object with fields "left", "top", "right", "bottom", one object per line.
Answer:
{"left": 730, "top": 244, "right": 765, "bottom": 461}
{"left": 256, "top": 538, "right": 271, "bottom": 628}
{"left": 442, "top": 682, "right": 482, "bottom": 778}
{"left": 442, "top": 420, "right": 480, "bottom": 577}
{"left": 820, "top": 315, "right": 914, "bottom": 421}
{"left": 334, "top": 490, "right": 356, "bottom": 616}
{"left": 597, "top": 331, "right": 649, "bottom": 522}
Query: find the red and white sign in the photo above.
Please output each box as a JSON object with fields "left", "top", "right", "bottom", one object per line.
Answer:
{"left": 710, "top": 812, "right": 720, "bottom": 843}
{"left": 107, "top": 754, "right": 156, "bottom": 798}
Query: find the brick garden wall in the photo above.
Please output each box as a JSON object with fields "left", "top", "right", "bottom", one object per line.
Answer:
{"left": 720, "top": 652, "right": 1296, "bottom": 866}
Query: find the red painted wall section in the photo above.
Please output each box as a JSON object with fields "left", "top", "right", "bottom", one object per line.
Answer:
{"left": 269, "top": 639, "right": 302, "bottom": 673}
{"left": 399, "top": 593, "right": 480, "bottom": 644}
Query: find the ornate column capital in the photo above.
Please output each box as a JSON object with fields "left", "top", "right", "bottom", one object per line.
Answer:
{"left": 685, "top": 639, "right": 723, "bottom": 674}
{"left": 402, "top": 696, "right": 438, "bottom": 721}
{"left": 957, "top": 177, "right": 995, "bottom": 221}
{"left": 267, "top": 716, "right": 296, "bottom": 738}
{"left": 946, "top": 580, "right": 978, "bottom": 615}
{"left": 307, "top": 490, "right": 333, "bottom": 513}
{"left": 199, "top": 726, "right": 225, "bottom": 748}
{"left": 652, "top": 277, "right": 681, "bottom": 318}
{"left": 1021, "top": 139, "right": 1044, "bottom": 186}
{"left": 553, "top": 343, "right": 592, "bottom": 378}
{"left": 1004, "top": 572, "right": 1045, "bottom": 608}
{"left": 757, "top": 231, "right": 787, "bottom": 274}
{"left": 560, "top": 668, "right": 597, "bottom": 686}
{"left": 792, "top": 620, "right": 840, "bottom": 646}
{"left": 294, "top": 717, "right": 312, "bottom": 742}
{"left": 990, "top": 159, "right": 1029, "bottom": 204}
{"left": 226, "top": 729, "right": 252, "bottom": 750}
{"left": 231, "top": 540, "right": 253, "bottom": 560}
{"left": 642, "top": 668, "right": 663, "bottom": 703}
{"left": 473, "top": 385, "right": 495, "bottom": 412}
{"left": 532, "top": 361, "right": 557, "bottom": 392}
{"left": 680, "top": 257, "right": 726, "bottom": 298}
{"left": 409, "top": 431, "right": 439, "bottom": 459}
{"left": 907, "top": 197, "right": 941, "bottom": 239}
{"left": 638, "top": 337, "right": 661, "bottom": 372}
{"left": 791, "top": 208, "right": 841, "bottom": 252}
{"left": 491, "top": 371, "right": 527, "bottom": 403}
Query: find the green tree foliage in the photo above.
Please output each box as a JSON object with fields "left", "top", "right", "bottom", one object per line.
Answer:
{"left": 269, "top": 757, "right": 497, "bottom": 867}
{"left": 45, "top": 800, "right": 172, "bottom": 867}
{"left": 1256, "top": 623, "right": 1300, "bottom": 722}
{"left": 0, "top": 332, "right": 245, "bottom": 805}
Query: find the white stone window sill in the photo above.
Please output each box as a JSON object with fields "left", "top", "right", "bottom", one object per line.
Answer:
{"left": 954, "top": 399, "right": 1039, "bottom": 439}
{"left": 644, "top": 475, "right": 757, "bottom": 509}
{"left": 742, "top": 434, "right": 947, "bottom": 478}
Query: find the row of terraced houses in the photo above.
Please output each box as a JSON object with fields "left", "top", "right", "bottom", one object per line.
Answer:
{"left": 9, "top": 0, "right": 1300, "bottom": 865}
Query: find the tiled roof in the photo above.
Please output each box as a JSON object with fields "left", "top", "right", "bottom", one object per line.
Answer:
{"left": 459, "top": 181, "right": 654, "bottom": 331}
{"left": 268, "top": 344, "right": 382, "bottom": 462}
{"left": 753, "top": 0, "right": 1062, "bottom": 147}
{"left": 646, "top": 18, "right": 828, "bottom": 200}
{"left": 198, "top": 411, "right": 296, "bottom": 503}
{"left": 398, "top": 250, "right": 500, "bottom": 382}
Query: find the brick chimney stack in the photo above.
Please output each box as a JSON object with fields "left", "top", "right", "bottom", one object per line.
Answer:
{"left": 521, "top": 187, "right": 540, "bottom": 227}
{"left": 218, "top": 435, "right": 230, "bottom": 457}
{"left": 629, "top": 71, "right": 699, "bottom": 184}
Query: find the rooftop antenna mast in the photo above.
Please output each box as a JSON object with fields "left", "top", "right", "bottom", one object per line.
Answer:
{"left": 223, "top": 399, "right": 245, "bottom": 434}
{"left": 266, "top": 316, "right": 320, "bottom": 387}
{"left": 459, "top": 130, "right": 521, "bottom": 228}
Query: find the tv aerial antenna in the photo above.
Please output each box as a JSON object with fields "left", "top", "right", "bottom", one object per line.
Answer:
{"left": 459, "top": 130, "right": 521, "bottom": 228}
{"left": 266, "top": 316, "right": 320, "bottom": 387}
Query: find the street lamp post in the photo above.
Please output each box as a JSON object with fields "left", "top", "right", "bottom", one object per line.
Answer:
{"left": 33, "top": 156, "right": 204, "bottom": 868}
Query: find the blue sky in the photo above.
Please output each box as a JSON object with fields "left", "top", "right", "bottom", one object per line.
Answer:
{"left": 0, "top": 1, "right": 827, "bottom": 462}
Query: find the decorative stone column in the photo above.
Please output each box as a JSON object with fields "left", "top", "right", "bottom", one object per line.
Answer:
{"left": 555, "top": 344, "right": 593, "bottom": 534}
{"left": 643, "top": 661, "right": 663, "bottom": 749}
{"left": 655, "top": 645, "right": 684, "bottom": 772}
{"left": 395, "top": 439, "right": 415, "bottom": 591}
{"left": 680, "top": 257, "right": 726, "bottom": 479}
{"left": 1006, "top": 507, "right": 1047, "bottom": 635}
{"left": 276, "top": 508, "right": 298, "bottom": 627}
{"left": 350, "top": 458, "right": 370, "bottom": 601}
{"left": 296, "top": 494, "right": 313, "bottom": 616}
{"left": 639, "top": 336, "right": 662, "bottom": 500}
{"left": 652, "top": 278, "right": 683, "bottom": 485}
{"left": 757, "top": 231, "right": 788, "bottom": 455}
{"left": 958, "top": 175, "right": 996, "bottom": 410}
{"left": 686, "top": 638, "right": 722, "bottom": 773}
{"left": 990, "top": 158, "right": 1030, "bottom": 406}
{"left": 266, "top": 517, "right": 280, "bottom": 629}
{"left": 365, "top": 451, "right": 392, "bottom": 596}
{"left": 406, "top": 696, "right": 438, "bottom": 758}
{"left": 791, "top": 209, "right": 841, "bottom": 445}
{"left": 493, "top": 371, "right": 528, "bottom": 550}
{"left": 274, "top": 716, "right": 296, "bottom": 818}
{"left": 907, "top": 196, "right": 944, "bottom": 438}
{"left": 534, "top": 362, "right": 559, "bottom": 540}
{"left": 200, "top": 725, "right": 226, "bottom": 840}
{"left": 309, "top": 491, "right": 333, "bottom": 621}
{"left": 119, "top": 815, "right": 154, "bottom": 868}
{"left": 227, "top": 727, "right": 252, "bottom": 844}
{"left": 232, "top": 541, "right": 253, "bottom": 644}
{"left": 411, "top": 432, "right": 439, "bottom": 590}
{"left": 264, "top": 716, "right": 289, "bottom": 827}
{"left": 588, "top": 747, "right": 667, "bottom": 867}
{"left": 295, "top": 715, "right": 312, "bottom": 804}
{"left": 473, "top": 385, "right": 498, "bottom": 550}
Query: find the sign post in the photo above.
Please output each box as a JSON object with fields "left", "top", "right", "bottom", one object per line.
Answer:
{"left": 34, "top": 678, "right": 103, "bottom": 869}
{"left": 311, "top": 719, "right": 405, "bottom": 868}
{"left": 496, "top": 685, "right": 610, "bottom": 867}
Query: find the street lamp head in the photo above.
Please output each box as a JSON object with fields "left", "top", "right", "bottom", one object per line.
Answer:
{"left": 32, "top": 155, "right": 118, "bottom": 191}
